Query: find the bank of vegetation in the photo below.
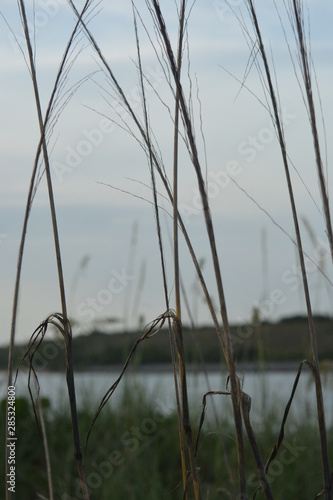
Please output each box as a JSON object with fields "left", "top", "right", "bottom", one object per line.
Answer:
{"left": 1, "top": 315, "right": 333, "bottom": 372}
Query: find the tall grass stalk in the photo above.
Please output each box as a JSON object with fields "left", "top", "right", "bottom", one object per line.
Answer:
{"left": 16, "top": 314, "right": 89, "bottom": 499}
{"left": 164, "top": 214, "right": 236, "bottom": 491}
{"left": 131, "top": 5, "right": 189, "bottom": 495}
{"left": 289, "top": 0, "right": 333, "bottom": 265}
{"left": 36, "top": 383, "right": 54, "bottom": 500}
{"left": 149, "top": 1, "right": 247, "bottom": 495}
{"left": 132, "top": 4, "right": 200, "bottom": 496}
{"left": 6, "top": 2, "right": 93, "bottom": 498}
{"left": 246, "top": 1, "right": 331, "bottom": 496}
{"left": 240, "top": 392, "right": 273, "bottom": 499}
{"left": 170, "top": 2, "right": 202, "bottom": 497}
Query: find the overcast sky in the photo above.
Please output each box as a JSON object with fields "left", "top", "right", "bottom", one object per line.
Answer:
{"left": 1, "top": 0, "right": 333, "bottom": 346}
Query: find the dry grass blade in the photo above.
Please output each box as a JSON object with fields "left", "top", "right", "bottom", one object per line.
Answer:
{"left": 177, "top": 268, "right": 236, "bottom": 489}
{"left": 170, "top": 1, "right": 197, "bottom": 496}
{"left": 85, "top": 310, "right": 174, "bottom": 451}
{"left": 85, "top": 310, "right": 188, "bottom": 500}
{"left": 131, "top": 3, "right": 190, "bottom": 495}
{"left": 6, "top": 3, "right": 92, "bottom": 498}
{"left": 149, "top": 0, "right": 247, "bottom": 495}
{"left": 254, "top": 360, "right": 333, "bottom": 498}
{"left": 8, "top": 0, "right": 92, "bottom": 386}
{"left": 240, "top": 392, "right": 273, "bottom": 499}
{"left": 172, "top": 316, "right": 201, "bottom": 499}
{"left": 15, "top": 0, "right": 92, "bottom": 327}
{"left": 290, "top": 0, "right": 333, "bottom": 264}
{"left": 252, "top": 360, "right": 329, "bottom": 498}
{"left": 246, "top": 1, "right": 331, "bottom": 496}
{"left": 194, "top": 390, "right": 231, "bottom": 458}
{"left": 132, "top": 4, "right": 202, "bottom": 495}
{"left": 262, "top": 361, "right": 313, "bottom": 474}
{"left": 35, "top": 384, "right": 54, "bottom": 500}
{"left": 15, "top": 313, "right": 89, "bottom": 499}
{"left": 85, "top": 309, "right": 200, "bottom": 497}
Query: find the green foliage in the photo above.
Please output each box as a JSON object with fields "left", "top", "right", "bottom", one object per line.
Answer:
{"left": 1, "top": 382, "right": 332, "bottom": 499}
{"left": 2, "top": 316, "right": 333, "bottom": 373}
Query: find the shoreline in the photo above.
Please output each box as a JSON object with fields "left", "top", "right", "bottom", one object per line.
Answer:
{"left": 72, "top": 360, "right": 302, "bottom": 374}
{"left": 0, "top": 361, "right": 320, "bottom": 376}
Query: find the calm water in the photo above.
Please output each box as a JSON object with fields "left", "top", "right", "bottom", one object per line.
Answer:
{"left": 1, "top": 368, "right": 333, "bottom": 425}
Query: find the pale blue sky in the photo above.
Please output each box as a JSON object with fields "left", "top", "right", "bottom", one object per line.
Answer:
{"left": 1, "top": 0, "right": 333, "bottom": 345}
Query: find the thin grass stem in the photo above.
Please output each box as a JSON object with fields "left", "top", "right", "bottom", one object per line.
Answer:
{"left": 246, "top": 1, "right": 331, "bottom": 496}
{"left": 149, "top": 1, "right": 247, "bottom": 495}
{"left": 131, "top": 4, "right": 190, "bottom": 496}
{"left": 6, "top": 2, "right": 93, "bottom": 498}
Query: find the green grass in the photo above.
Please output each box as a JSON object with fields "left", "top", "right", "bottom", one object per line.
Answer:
{"left": 1, "top": 380, "right": 331, "bottom": 499}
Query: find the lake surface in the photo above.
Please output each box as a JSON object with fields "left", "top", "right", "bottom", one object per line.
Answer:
{"left": 1, "top": 367, "right": 333, "bottom": 426}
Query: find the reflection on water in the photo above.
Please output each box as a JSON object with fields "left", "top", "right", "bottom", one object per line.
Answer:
{"left": 1, "top": 368, "right": 333, "bottom": 425}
